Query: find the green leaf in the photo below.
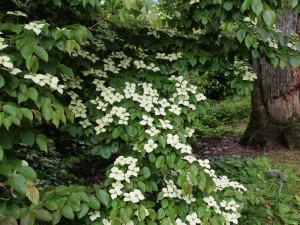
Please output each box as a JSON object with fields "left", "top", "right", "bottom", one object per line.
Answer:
{"left": 0, "top": 75, "right": 4, "bottom": 88}
{"left": 155, "top": 156, "right": 165, "bottom": 168}
{"left": 142, "top": 167, "right": 151, "bottom": 178}
{"left": 34, "top": 46, "right": 49, "bottom": 62}
{"left": 112, "top": 127, "right": 123, "bottom": 139}
{"left": 223, "top": 1, "right": 234, "bottom": 11}
{"left": 44, "top": 201, "right": 58, "bottom": 211}
{"left": 60, "top": 64, "right": 74, "bottom": 78}
{"left": 236, "top": 29, "right": 246, "bottom": 43}
{"left": 0, "top": 146, "right": 3, "bottom": 161}
{"left": 111, "top": 218, "right": 121, "bottom": 225}
{"left": 26, "top": 55, "right": 39, "bottom": 73}
{"left": 20, "top": 129, "right": 35, "bottom": 146}
{"left": 21, "top": 108, "right": 33, "bottom": 121}
{"left": 36, "top": 134, "right": 48, "bottom": 152}
{"left": 138, "top": 206, "right": 147, "bottom": 221}
{"left": 158, "top": 135, "right": 166, "bottom": 148}
{"left": 262, "top": 9, "right": 276, "bottom": 28}
{"left": 42, "top": 103, "right": 53, "bottom": 121}
{"left": 78, "top": 203, "right": 89, "bottom": 219}
{"left": 0, "top": 217, "right": 18, "bottom": 225}
{"left": 20, "top": 212, "right": 35, "bottom": 225}
{"left": 241, "top": 0, "right": 252, "bottom": 11}
{"left": 33, "top": 209, "right": 52, "bottom": 222}
{"left": 18, "top": 166, "right": 37, "bottom": 180}
{"left": 61, "top": 205, "right": 74, "bottom": 219}
{"left": 26, "top": 87, "right": 38, "bottom": 101}
{"left": 188, "top": 57, "right": 197, "bottom": 66}
{"left": 96, "top": 190, "right": 110, "bottom": 207}
{"left": 291, "top": 57, "right": 300, "bottom": 68}
{"left": 66, "top": 40, "right": 78, "bottom": 55}
{"left": 2, "top": 105, "right": 17, "bottom": 116}
{"left": 8, "top": 174, "right": 27, "bottom": 194}
{"left": 88, "top": 196, "right": 100, "bottom": 210}
{"left": 120, "top": 207, "right": 131, "bottom": 223}
{"left": 251, "top": 0, "right": 263, "bottom": 15}
{"left": 21, "top": 45, "right": 35, "bottom": 59}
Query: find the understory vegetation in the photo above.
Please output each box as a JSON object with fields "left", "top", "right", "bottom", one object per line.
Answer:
{"left": 1, "top": 0, "right": 300, "bottom": 225}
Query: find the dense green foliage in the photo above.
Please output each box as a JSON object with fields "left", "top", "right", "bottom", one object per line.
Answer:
{"left": 0, "top": 0, "right": 300, "bottom": 224}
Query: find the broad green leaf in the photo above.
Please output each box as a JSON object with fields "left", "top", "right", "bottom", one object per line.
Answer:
{"left": 61, "top": 205, "right": 74, "bottom": 219}
{"left": 262, "top": 9, "right": 276, "bottom": 27}
{"left": 0, "top": 146, "right": 3, "bottom": 161}
{"left": 18, "top": 166, "right": 37, "bottom": 180}
{"left": 96, "top": 190, "right": 110, "bottom": 207}
{"left": 251, "top": 0, "right": 263, "bottom": 15}
{"left": 20, "top": 129, "right": 35, "bottom": 146}
{"left": 0, "top": 75, "right": 4, "bottom": 88}
{"left": 26, "top": 87, "right": 38, "bottom": 101}
{"left": 142, "top": 166, "right": 151, "bottom": 178}
{"left": 20, "top": 212, "right": 35, "bottom": 225}
{"left": 33, "top": 209, "right": 52, "bottom": 222}
{"left": 0, "top": 217, "right": 18, "bottom": 225}
{"left": 36, "top": 134, "right": 48, "bottom": 152}
{"left": 8, "top": 174, "right": 27, "bottom": 194}
{"left": 155, "top": 156, "right": 165, "bottom": 168}
{"left": 77, "top": 203, "right": 89, "bottom": 219}
{"left": 241, "top": 0, "right": 252, "bottom": 11}
{"left": 223, "top": 1, "right": 233, "bottom": 11}
{"left": 34, "top": 46, "right": 49, "bottom": 62}
{"left": 21, "top": 108, "right": 33, "bottom": 120}
{"left": 88, "top": 196, "right": 100, "bottom": 210}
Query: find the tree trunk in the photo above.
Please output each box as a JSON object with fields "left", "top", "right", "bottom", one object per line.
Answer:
{"left": 240, "top": 12, "right": 300, "bottom": 149}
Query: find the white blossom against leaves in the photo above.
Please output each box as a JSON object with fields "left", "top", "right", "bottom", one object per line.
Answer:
{"left": 0, "top": 56, "right": 13, "bottom": 68}
{"left": 88, "top": 211, "right": 100, "bottom": 221}
{"left": 186, "top": 213, "right": 201, "bottom": 225}
{"left": 123, "top": 189, "right": 145, "bottom": 203}
{"left": 24, "top": 22, "right": 45, "bottom": 35}
{"left": 144, "top": 139, "right": 158, "bottom": 153}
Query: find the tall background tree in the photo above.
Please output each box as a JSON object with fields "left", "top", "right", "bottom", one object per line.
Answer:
{"left": 240, "top": 12, "right": 300, "bottom": 148}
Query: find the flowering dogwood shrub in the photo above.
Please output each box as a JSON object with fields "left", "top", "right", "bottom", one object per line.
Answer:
{"left": 0, "top": 0, "right": 299, "bottom": 225}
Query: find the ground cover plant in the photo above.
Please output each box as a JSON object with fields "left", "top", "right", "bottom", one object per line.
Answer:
{"left": 0, "top": 0, "right": 300, "bottom": 225}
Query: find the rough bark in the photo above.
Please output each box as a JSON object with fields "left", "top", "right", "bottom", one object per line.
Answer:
{"left": 240, "top": 12, "right": 300, "bottom": 149}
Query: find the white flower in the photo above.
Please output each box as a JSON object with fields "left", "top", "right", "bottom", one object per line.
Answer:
{"left": 183, "top": 194, "right": 196, "bottom": 204}
{"left": 144, "top": 139, "right": 158, "bottom": 153}
{"left": 186, "top": 213, "right": 201, "bottom": 225}
{"left": 79, "top": 119, "right": 91, "bottom": 128}
{"left": 183, "top": 155, "right": 197, "bottom": 163}
{"left": 204, "top": 196, "right": 217, "bottom": 208}
{"left": 10, "top": 68, "right": 22, "bottom": 75}
{"left": 109, "top": 181, "right": 124, "bottom": 199}
{"left": 24, "top": 22, "right": 45, "bottom": 35}
{"left": 195, "top": 93, "right": 206, "bottom": 101}
{"left": 242, "top": 71, "right": 257, "bottom": 81}
{"left": 109, "top": 167, "right": 125, "bottom": 181}
{"left": 140, "top": 115, "right": 154, "bottom": 126}
{"left": 145, "top": 126, "right": 160, "bottom": 137}
{"left": 198, "top": 159, "right": 211, "bottom": 169}
{"left": 88, "top": 211, "right": 100, "bottom": 221}
{"left": 0, "top": 56, "right": 13, "bottom": 68}
{"left": 123, "top": 189, "right": 145, "bottom": 203}
{"left": 169, "top": 104, "right": 182, "bottom": 115}
{"left": 175, "top": 218, "right": 187, "bottom": 225}
{"left": 7, "top": 11, "right": 27, "bottom": 17}
{"left": 159, "top": 119, "right": 173, "bottom": 129}
{"left": 103, "top": 219, "right": 111, "bottom": 225}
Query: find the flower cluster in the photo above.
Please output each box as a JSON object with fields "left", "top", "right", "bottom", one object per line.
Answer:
{"left": 242, "top": 71, "right": 257, "bottom": 81}
{"left": 213, "top": 175, "right": 247, "bottom": 192}
{"left": 24, "top": 73, "right": 64, "bottom": 93}
{"left": 108, "top": 156, "right": 143, "bottom": 202}
{"left": 156, "top": 52, "right": 183, "bottom": 61}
